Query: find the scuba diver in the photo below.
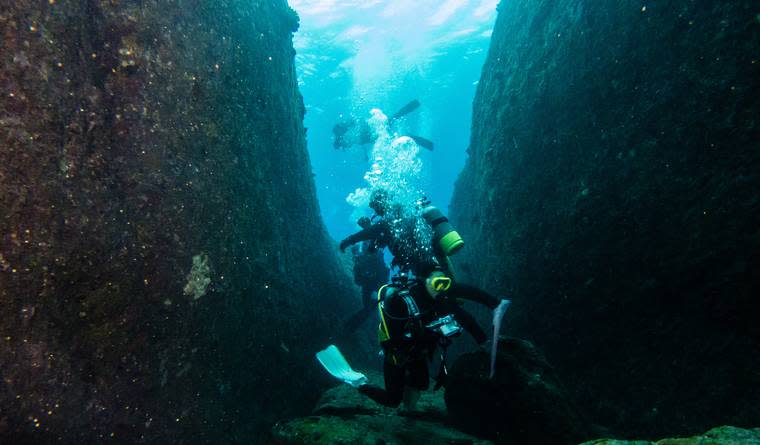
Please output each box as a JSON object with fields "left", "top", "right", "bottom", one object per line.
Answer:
{"left": 333, "top": 99, "right": 435, "bottom": 152}
{"left": 356, "top": 266, "right": 508, "bottom": 410}
{"left": 344, "top": 217, "right": 391, "bottom": 332}
{"left": 319, "top": 199, "right": 510, "bottom": 410}
{"left": 339, "top": 189, "right": 464, "bottom": 279}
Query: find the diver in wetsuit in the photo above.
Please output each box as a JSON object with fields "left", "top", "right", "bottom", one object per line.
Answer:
{"left": 333, "top": 99, "right": 435, "bottom": 151}
{"left": 357, "top": 266, "right": 504, "bottom": 409}
{"left": 339, "top": 189, "right": 429, "bottom": 274}
{"left": 339, "top": 189, "right": 463, "bottom": 278}
{"left": 344, "top": 217, "right": 390, "bottom": 332}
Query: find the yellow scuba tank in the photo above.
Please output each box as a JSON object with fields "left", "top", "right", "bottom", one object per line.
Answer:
{"left": 421, "top": 204, "right": 464, "bottom": 256}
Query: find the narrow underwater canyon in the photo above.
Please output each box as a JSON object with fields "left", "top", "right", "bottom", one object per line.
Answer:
{"left": 1, "top": 0, "right": 759, "bottom": 443}
{"left": 450, "top": 0, "right": 760, "bottom": 439}
{"left": 0, "top": 0, "right": 355, "bottom": 442}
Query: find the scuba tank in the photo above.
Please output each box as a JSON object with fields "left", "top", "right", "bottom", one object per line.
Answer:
{"left": 419, "top": 201, "right": 464, "bottom": 257}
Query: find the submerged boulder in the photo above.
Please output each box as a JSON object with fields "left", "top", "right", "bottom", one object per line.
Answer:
{"left": 271, "top": 372, "right": 491, "bottom": 445}
{"left": 444, "top": 339, "right": 592, "bottom": 444}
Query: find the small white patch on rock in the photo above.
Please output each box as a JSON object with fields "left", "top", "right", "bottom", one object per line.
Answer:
{"left": 183, "top": 253, "right": 211, "bottom": 300}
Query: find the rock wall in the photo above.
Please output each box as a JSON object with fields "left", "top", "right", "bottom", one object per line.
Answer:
{"left": 450, "top": 0, "right": 760, "bottom": 438}
{"left": 0, "top": 1, "right": 355, "bottom": 442}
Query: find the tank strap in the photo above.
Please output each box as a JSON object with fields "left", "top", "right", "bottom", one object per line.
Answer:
{"left": 377, "top": 285, "right": 391, "bottom": 342}
{"left": 433, "top": 337, "right": 453, "bottom": 390}
{"left": 401, "top": 294, "right": 420, "bottom": 318}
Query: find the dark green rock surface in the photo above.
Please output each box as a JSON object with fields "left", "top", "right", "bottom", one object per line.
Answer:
{"left": 0, "top": 1, "right": 354, "bottom": 442}
{"left": 450, "top": 0, "right": 760, "bottom": 439}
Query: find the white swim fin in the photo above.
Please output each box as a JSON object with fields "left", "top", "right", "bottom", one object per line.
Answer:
{"left": 490, "top": 299, "right": 511, "bottom": 379}
{"left": 316, "top": 345, "right": 368, "bottom": 387}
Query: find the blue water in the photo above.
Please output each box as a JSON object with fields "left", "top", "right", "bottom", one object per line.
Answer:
{"left": 291, "top": 0, "right": 497, "bottom": 240}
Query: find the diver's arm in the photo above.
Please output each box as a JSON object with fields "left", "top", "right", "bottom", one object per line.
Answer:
{"left": 339, "top": 224, "right": 384, "bottom": 251}
{"left": 447, "top": 283, "right": 501, "bottom": 309}
{"left": 448, "top": 303, "right": 488, "bottom": 345}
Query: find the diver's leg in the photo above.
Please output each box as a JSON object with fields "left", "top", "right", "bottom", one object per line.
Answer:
{"left": 358, "top": 355, "right": 404, "bottom": 408}
{"left": 399, "top": 356, "right": 429, "bottom": 411}
{"left": 343, "top": 307, "right": 371, "bottom": 332}
{"left": 343, "top": 293, "right": 375, "bottom": 332}
{"left": 401, "top": 387, "right": 421, "bottom": 411}
{"left": 361, "top": 287, "right": 375, "bottom": 309}
{"left": 407, "top": 355, "right": 430, "bottom": 391}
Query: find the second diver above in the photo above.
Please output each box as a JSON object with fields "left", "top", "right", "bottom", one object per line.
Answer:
{"left": 339, "top": 188, "right": 464, "bottom": 279}
{"left": 344, "top": 216, "right": 391, "bottom": 333}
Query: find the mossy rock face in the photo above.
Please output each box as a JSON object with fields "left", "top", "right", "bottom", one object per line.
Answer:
{"left": 0, "top": 0, "right": 356, "bottom": 442}
{"left": 450, "top": 0, "right": 760, "bottom": 439}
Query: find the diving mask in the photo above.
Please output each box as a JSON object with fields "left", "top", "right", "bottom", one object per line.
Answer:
{"left": 425, "top": 272, "right": 452, "bottom": 296}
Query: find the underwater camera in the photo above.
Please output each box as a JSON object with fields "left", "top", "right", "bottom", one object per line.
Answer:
{"left": 426, "top": 315, "right": 463, "bottom": 337}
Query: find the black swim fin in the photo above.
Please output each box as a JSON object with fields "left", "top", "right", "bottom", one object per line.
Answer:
{"left": 408, "top": 134, "right": 434, "bottom": 151}
{"left": 389, "top": 99, "right": 421, "bottom": 122}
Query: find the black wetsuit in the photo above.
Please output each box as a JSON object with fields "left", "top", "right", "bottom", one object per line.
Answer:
{"left": 358, "top": 282, "right": 501, "bottom": 408}
{"left": 344, "top": 244, "right": 390, "bottom": 332}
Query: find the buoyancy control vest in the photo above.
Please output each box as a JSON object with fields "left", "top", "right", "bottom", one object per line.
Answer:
{"left": 376, "top": 277, "right": 463, "bottom": 345}
{"left": 376, "top": 277, "right": 464, "bottom": 384}
{"left": 376, "top": 282, "right": 426, "bottom": 344}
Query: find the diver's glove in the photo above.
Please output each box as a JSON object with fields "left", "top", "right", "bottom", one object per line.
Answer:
{"left": 339, "top": 238, "right": 350, "bottom": 252}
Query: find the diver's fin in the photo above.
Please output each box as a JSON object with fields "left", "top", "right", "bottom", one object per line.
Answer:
{"left": 389, "top": 99, "right": 421, "bottom": 122}
{"left": 316, "top": 345, "right": 368, "bottom": 387}
{"left": 408, "top": 135, "right": 435, "bottom": 151}
{"left": 490, "top": 299, "right": 511, "bottom": 379}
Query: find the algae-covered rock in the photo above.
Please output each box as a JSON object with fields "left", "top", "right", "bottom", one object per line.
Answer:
{"left": 582, "top": 425, "right": 760, "bottom": 445}
{"left": 450, "top": 0, "right": 760, "bottom": 439}
{"left": 271, "top": 372, "right": 492, "bottom": 445}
